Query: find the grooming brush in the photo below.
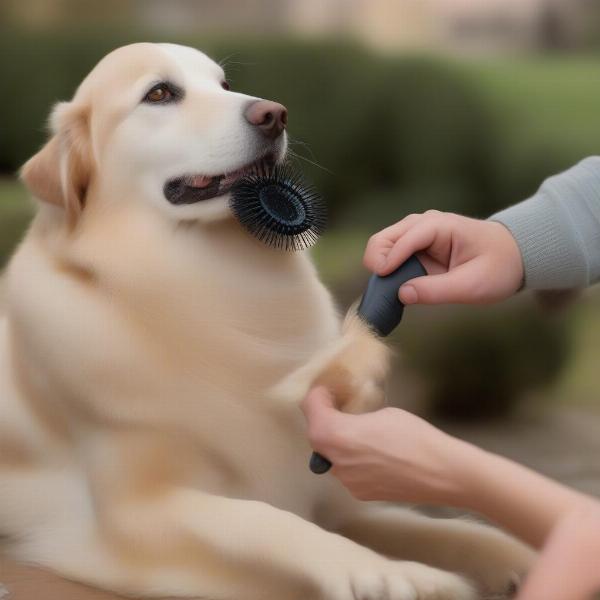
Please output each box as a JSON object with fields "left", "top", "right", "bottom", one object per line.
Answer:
{"left": 230, "top": 164, "right": 327, "bottom": 251}
{"left": 229, "top": 165, "right": 426, "bottom": 475}
{"left": 309, "top": 254, "right": 427, "bottom": 474}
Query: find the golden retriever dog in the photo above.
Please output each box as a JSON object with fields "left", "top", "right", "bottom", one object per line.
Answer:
{"left": 0, "top": 43, "right": 534, "bottom": 600}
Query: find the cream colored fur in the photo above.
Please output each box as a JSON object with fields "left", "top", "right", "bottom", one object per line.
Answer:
{"left": 0, "top": 43, "right": 534, "bottom": 600}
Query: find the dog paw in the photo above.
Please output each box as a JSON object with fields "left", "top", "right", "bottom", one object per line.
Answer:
{"left": 453, "top": 525, "right": 534, "bottom": 598}
{"left": 315, "top": 314, "right": 391, "bottom": 415}
{"left": 273, "top": 313, "right": 391, "bottom": 414}
{"left": 481, "top": 572, "right": 525, "bottom": 600}
{"left": 327, "top": 561, "right": 475, "bottom": 600}
{"left": 401, "top": 562, "right": 476, "bottom": 600}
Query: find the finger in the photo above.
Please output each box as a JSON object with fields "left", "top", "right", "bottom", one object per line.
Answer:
{"left": 399, "top": 259, "right": 485, "bottom": 305}
{"left": 300, "top": 386, "right": 337, "bottom": 421}
{"left": 379, "top": 219, "right": 446, "bottom": 276}
{"left": 415, "top": 252, "right": 448, "bottom": 276}
{"left": 363, "top": 215, "right": 421, "bottom": 274}
{"left": 301, "top": 387, "right": 355, "bottom": 455}
{"left": 301, "top": 386, "right": 341, "bottom": 443}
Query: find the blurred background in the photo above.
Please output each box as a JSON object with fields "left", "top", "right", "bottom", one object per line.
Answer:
{"left": 1, "top": 0, "right": 600, "bottom": 497}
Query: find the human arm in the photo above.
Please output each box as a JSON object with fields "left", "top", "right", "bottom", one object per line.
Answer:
{"left": 301, "top": 387, "right": 597, "bottom": 549}
{"left": 516, "top": 505, "right": 600, "bottom": 600}
{"left": 363, "top": 157, "right": 600, "bottom": 304}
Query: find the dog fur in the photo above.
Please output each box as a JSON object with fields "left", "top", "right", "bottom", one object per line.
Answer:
{"left": 0, "top": 43, "right": 534, "bottom": 600}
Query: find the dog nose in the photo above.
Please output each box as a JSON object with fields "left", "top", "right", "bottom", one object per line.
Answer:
{"left": 245, "top": 100, "right": 287, "bottom": 140}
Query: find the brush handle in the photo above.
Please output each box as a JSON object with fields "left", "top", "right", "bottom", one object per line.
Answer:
{"left": 356, "top": 254, "right": 427, "bottom": 336}
{"left": 309, "top": 255, "right": 427, "bottom": 475}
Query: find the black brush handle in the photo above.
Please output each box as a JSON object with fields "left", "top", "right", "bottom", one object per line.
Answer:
{"left": 356, "top": 254, "right": 427, "bottom": 336}
{"left": 309, "top": 255, "right": 427, "bottom": 475}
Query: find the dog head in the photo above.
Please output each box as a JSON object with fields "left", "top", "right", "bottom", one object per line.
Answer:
{"left": 20, "top": 42, "right": 288, "bottom": 226}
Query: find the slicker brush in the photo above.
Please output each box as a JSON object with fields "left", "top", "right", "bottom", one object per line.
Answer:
{"left": 230, "top": 164, "right": 326, "bottom": 251}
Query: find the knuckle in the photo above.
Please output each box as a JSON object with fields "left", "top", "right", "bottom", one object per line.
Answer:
{"left": 425, "top": 209, "right": 441, "bottom": 217}
{"left": 447, "top": 212, "right": 464, "bottom": 225}
{"left": 367, "top": 232, "right": 382, "bottom": 246}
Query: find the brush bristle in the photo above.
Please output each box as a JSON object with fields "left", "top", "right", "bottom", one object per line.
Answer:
{"left": 230, "top": 164, "right": 327, "bottom": 252}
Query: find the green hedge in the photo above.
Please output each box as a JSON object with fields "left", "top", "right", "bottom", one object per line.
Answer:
{"left": 402, "top": 301, "right": 573, "bottom": 420}
{"left": 4, "top": 30, "right": 599, "bottom": 227}
{"left": 0, "top": 28, "right": 502, "bottom": 225}
{"left": 4, "top": 28, "right": 597, "bottom": 227}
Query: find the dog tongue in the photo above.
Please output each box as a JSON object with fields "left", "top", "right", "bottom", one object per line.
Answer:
{"left": 189, "top": 175, "right": 214, "bottom": 188}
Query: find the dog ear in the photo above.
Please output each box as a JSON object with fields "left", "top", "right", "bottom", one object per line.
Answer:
{"left": 20, "top": 101, "right": 92, "bottom": 224}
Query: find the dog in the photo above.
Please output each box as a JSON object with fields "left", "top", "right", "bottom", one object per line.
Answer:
{"left": 0, "top": 43, "right": 534, "bottom": 599}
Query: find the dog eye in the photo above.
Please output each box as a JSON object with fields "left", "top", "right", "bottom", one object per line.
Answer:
{"left": 143, "top": 82, "right": 181, "bottom": 104}
{"left": 221, "top": 81, "right": 230, "bottom": 91}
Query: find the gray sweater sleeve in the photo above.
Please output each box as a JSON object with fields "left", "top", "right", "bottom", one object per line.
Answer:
{"left": 489, "top": 157, "right": 600, "bottom": 290}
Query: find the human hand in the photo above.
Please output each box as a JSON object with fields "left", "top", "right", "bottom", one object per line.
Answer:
{"left": 517, "top": 505, "right": 600, "bottom": 600}
{"left": 301, "top": 386, "right": 468, "bottom": 505}
{"left": 363, "top": 211, "right": 523, "bottom": 305}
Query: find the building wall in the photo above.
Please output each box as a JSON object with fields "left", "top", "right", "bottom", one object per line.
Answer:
{"left": 1, "top": 0, "right": 590, "bottom": 54}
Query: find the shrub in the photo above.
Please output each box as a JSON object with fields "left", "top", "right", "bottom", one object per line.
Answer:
{"left": 0, "top": 29, "right": 497, "bottom": 223}
{"left": 401, "top": 300, "right": 573, "bottom": 420}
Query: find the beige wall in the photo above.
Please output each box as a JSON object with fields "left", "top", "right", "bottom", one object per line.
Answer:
{"left": 288, "top": 0, "right": 586, "bottom": 53}
{"left": 2, "top": 0, "right": 588, "bottom": 54}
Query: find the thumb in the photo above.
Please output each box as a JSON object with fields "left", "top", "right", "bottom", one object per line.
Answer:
{"left": 399, "top": 261, "right": 483, "bottom": 305}
{"left": 301, "top": 386, "right": 338, "bottom": 425}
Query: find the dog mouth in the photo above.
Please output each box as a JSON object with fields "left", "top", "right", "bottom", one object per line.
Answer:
{"left": 163, "top": 153, "right": 277, "bottom": 205}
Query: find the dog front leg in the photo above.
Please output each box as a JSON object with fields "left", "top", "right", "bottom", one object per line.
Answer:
{"left": 335, "top": 505, "right": 535, "bottom": 597}
{"left": 96, "top": 488, "right": 474, "bottom": 600}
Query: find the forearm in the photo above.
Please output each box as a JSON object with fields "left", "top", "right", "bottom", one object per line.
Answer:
{"left": 448, "top": 439, "right": 595, "bottom": 548}
{"left": 303, "top": 394, "right": 596, "bottom": 549}
{"left": 517, "top": 505, "right": 600, "bottom": 600}
{"left": 490, "top": 157, "right": 600, "bottom": 290}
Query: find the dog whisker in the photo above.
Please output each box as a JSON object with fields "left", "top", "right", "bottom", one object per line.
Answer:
{"left": 218, "top": 53, "right": 257, "bottom": 71}
{"left": 286, "top": 148, "right": 335, "bottom": 175}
